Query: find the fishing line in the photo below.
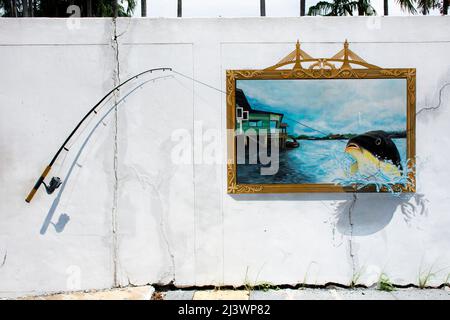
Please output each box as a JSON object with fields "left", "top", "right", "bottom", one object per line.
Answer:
{"left": 172, "top": 70, "right": 225, "bottom": 94}
{"left": 65, "top": 110, "right": 97, "bottom": 151}
{"left": 171, "top": 69, "right": 339, "bottom": 139}
{"left": 30, "top": 66, "right": 413, "bottom": 203}
{"left": 64, "top": 84, "right": 132, "bottom": 151}
{"left": 172, "top": 75, "right": 262, "bottom": 146}
{"left": 56, "top": 82, "right": 143, "bottom": 176}
{"left": 170, "top": 69, "right": 413, "bottom": 192}
{"left": 57, "top": 75, "right": 174, "bottom": 212}
{"left": 171, "top": 70, "right": 413, "bottom": 150}
{"left": 67, "top": 74, "right": 175, "bottom": 169}
{"left": 56, "top": 148, "right": 69, "bottom": 177}
{"left": 57, "top": 96, "right": 112, "bottom": 154}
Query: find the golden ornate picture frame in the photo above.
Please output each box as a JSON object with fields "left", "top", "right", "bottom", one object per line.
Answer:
{"left": 226, "top": 41, "right": 416, "bottom": 194}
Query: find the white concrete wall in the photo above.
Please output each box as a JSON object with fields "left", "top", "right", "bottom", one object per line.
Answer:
{"left": 0, "top": 16, "right": 449, "bottom": 298}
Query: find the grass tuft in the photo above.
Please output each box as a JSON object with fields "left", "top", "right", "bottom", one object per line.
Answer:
{"left": 419, "top": 266, "right": 436, "bottom": 289}
{"left": 378, "top": 273, "right": 395, "bottom": 292}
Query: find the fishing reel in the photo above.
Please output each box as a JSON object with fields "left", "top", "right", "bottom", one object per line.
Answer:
{"left": 42, "top": 177, "right": 62, "bottom": 194}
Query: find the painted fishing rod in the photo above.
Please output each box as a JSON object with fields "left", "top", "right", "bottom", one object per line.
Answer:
{"left": 25, "top": 67, "right": 172, "bottom": 203}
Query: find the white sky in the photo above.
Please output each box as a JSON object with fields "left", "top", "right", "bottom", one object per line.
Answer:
{"left": 133, "top": 0, "right": 441, "bottom": 17}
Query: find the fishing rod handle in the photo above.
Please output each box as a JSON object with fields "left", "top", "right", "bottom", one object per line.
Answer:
{"left": 25, "top": 165, "right": 52, "bottom": 203}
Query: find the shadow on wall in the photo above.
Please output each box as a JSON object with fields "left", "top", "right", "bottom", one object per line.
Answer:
{"left": 38, "top": 102, "right": 114, "bottom": 235}
{"left": 231, "top": 192, "right": 428, "bottom": 235}
{"left": 335, "top": 193, "right": 428, "bottom": 236}
{"left": 40, "top": 89, "right": 120, "bottom": 235}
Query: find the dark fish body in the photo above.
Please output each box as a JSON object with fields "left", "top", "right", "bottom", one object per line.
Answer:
{"left": 346, "top": 130, "right": 403, "bottom": 171}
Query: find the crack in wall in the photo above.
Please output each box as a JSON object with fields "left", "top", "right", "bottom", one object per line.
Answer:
{"left": 111, "top": 16, "right": 121, "bottom": 288}
{"left": 1, "top": 250, "right": 6, "bottom": 268}
{"left": 348, "top": 193, "right": 357, "bottom": 285}
{"left": 129, "top": 167, "right": 177, "bottom": 284}
{"left": 417, "top": 82, "right": 450, "bottom": 115}
{"left": 151, "top": 281, "right": 450, "bottom": 292}
{"left": 160, "top": 211, "right": 177, "bottom": 284}
{"left": 125, "top": 274, "right": 135, "bottom": 288}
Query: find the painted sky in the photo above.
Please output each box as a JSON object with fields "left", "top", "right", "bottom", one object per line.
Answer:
{"left": 237, "top": 78, "right": 407, "bottom": 136}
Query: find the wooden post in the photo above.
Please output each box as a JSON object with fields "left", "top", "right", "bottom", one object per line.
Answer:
{"left": 141, "top": 0, "right": 147, "bottom": 17}
{"left": 300, "top": 0, "right": 305, "bottom": 16}
{"left": 87, "top": 0, "right": 92, "bottom": 17}
{"left": 112, "top": 0, "right": 118, "bottom": 17}
{"left": 11, "top": 0, "right": 18, "bottom": 17}
{"left": 384, "top": 0, "right": 388, "bottom": 16}
{"left": 260, "top": 0, "right": 266, "bottom": 16}
{"left": 177, "top": 0, "right": 182, "bottom": 17}
{"left": 23, "top": 0, "right": 29, "bottom": 17}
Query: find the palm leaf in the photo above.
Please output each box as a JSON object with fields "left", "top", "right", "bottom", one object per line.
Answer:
{"left": 308, "top": 1, "right": 335, "bottom": 16}
{"left": 358, "top": 0, "right": 377, "bottom": 15}
{"left": 415, "top": 0, "right": 440, "bottom": 14}
{"left": 396, "top": 0, "right": 417, "bottom": 14}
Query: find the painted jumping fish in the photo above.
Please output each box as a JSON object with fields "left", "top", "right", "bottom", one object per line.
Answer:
{"left": 344, "top": 130, "right": 403, "bottom": 178}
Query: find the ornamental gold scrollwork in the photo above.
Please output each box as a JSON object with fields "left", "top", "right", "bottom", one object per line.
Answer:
{"left": 227, "top": 164, "right": 264, "bottom": 194}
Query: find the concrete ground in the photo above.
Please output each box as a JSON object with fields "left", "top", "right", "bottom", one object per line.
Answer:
{"left": 12, "top": 286, "right": 450, "bottom": 300}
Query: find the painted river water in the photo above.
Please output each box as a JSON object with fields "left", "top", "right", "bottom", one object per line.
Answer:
{"left": 237, "top": 138, "right": 407, "bottom": 184}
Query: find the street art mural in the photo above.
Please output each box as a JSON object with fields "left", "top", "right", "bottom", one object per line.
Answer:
{"left": 227, "top": 41, "right": 416, "bottom": 194}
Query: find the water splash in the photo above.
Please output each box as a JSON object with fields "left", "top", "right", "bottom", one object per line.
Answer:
{"left": 333, "top": 155, "right": 414, "bottom": 195}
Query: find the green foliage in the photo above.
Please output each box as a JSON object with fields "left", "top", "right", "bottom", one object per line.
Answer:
{"left": 0, "top": 0, "right": 136, "bottom": 17}
{"left": 349, "top": 268, "right": 363, "bottom": 288}
{"left": 396, "top": 0, "right": 440, "bottom": 15}
{"left": 242, "top": 266, "right": 280, "bottom": 292}
{"left": 378, "top": 274, "right": 395, "bottom": 292}
{"left": 350, "top": 273, "right": 361, "bottom": 288}
{"left": 308, "top": 0, "right": 376, "bottom": 16}
{"left": 418, "top": 264, "right": 450, "bottom": 289}
{"left": 257, "top": 282, "right": 280, "bottom": 292}
{"left": 415, "top": 0, "right": 441, "bottom": 14}
{"left": 2, "top": 0, "right": 446, "bottom": 17}
{"left": 308, "top": 0, "right": 446, "bottom": 16}
{"left": 396, "top": 0, "right": 417, "bottom": 13}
